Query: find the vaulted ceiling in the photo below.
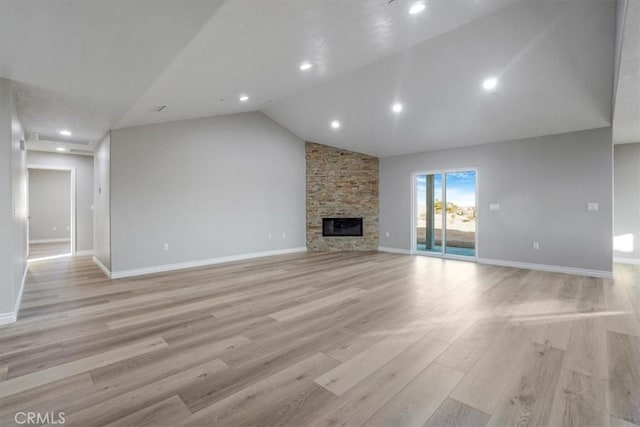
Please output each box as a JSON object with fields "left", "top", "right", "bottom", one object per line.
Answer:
{"left": 0, "top": 0, "right": 630, "bottom": 157}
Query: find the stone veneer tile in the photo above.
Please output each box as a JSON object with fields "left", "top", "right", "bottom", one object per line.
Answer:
{"left": 306, "top": 142, "right": 379, "bottom": 251}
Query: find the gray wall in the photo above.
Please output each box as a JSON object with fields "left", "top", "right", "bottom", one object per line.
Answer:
{"left": 28, "top": 151, "right": 94, "bottom": 251}
{"left": 0, "top": 78, "right": 28, "bottom": 320}
{"left": 614, "top": 0, "right": 628, "bottom": 96}
{"left": 28, "top": 169, "right": 71, "bottom": 242}
{"left": 94, "top": 133, "right": 111, "bottom": 270}
{"left": 109, "top": 112, "right": 305, "bottom": 273}
{"left": 380, "top": 127, "right": 613, "bottom": 273}
{"left": 614, "top": 142, "right": 640, "bottom": 261}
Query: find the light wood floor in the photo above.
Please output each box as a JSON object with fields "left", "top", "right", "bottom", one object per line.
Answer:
{"left": 1, "top": 252, "right": 639, "bottom": 426}
{"left": 28, "top": 241, "right": 71, "bottom": 260}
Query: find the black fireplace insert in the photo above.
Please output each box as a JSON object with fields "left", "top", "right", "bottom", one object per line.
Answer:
{"left": 322, "top": 218, "right": 363, "bottom": 237}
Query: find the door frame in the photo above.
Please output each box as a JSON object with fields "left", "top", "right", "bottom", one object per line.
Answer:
{"left": 26, "top": 165, "right": 77, "bottom": 256}
{"left": 410, "top": 167, "right": 479, "bottom": 261}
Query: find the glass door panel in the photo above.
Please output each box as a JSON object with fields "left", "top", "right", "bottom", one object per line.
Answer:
{"left": 416, "top": 173, "right": 443, "bottom": 253}
{"left": 444, "top": 171, "right": 476, "bottom": 257}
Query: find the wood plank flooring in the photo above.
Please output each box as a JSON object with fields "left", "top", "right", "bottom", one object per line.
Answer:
{"left": 0, "top": 252, "right": 638, "bottom": 426}
{"left": 28, "top": 242, "right": 71, "bottom": 260}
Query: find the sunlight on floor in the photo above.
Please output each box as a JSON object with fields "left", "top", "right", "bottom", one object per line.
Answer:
{"left": 614, "top": 233, "right": 634, "bottom": 253}
{"left": 28, "top": 253, "right": 72, "bottom": 262}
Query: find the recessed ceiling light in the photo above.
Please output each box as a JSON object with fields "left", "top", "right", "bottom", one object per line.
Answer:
{"left": 330, "top": 120, "right": 341, "bottom": 129}
{"left": 59, "top": 129, "right": 72, "bottom": 136}
{"left": 299, "top": 62, "right": 313, "bottom": 71}
{"left": 482, "top": 77, "right": 499, "bottom": 91}
{"left": 239, "top": 95, "right": 249, "bottom": 102}
{"left": 56, "top": 147, "right": 66, "bottom": 152}
{"left": 409, "top": 2, "right": 426, "bottom": 14}
{"left": 392, "top": 103, "right": 404, "bottom": 113}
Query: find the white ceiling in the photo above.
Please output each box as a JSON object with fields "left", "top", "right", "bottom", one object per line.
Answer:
{"left": 613, "top": 0, "right": 640, "bottom": 145}
{"left": 116, "top": 0, "right": 522, "bottom": 129}
{"left": 0, "top": 0, "right": 624, "bottom": 157}
{"left": 265, "top": 0, "right": 616, "bottom": 156}
{"left": 0, "top": 0, "right": 226, "bottom": 146}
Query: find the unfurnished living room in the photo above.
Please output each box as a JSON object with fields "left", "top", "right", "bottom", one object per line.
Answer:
{"left": 0, "top": 0, "right": 639, "bottom": 426}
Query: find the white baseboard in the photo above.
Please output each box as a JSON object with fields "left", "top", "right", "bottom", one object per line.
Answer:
{"left": 75, "top": 250, "right": 94, "bottom": 257}
{"left": 0, "top": 312, "right": 16, "bottom": 326}
{"left": 378, "top": 246, "right": 412, "bottom": 255}
{"left": 93, "top": 256, "right": 112, "bottom": 278}
{"left": 478, "top": 258, "right": 613, "bottom": 279}
{"left": 0, "top": 263, "right": 28, "bottom": 326}
{"left": 614, "top": 257, "right": 640, "bottom": 265}
{"left": 29, "top": 238, "right": 70, "bottom": 244}
{"left": 110, "top": 247, "right": 308, "bottom": 279}
{"left": 15, "top": 264, "right": 28, "bottom": 320}
{"left": 379, "top": 249, "right": 612, "bottom": 279}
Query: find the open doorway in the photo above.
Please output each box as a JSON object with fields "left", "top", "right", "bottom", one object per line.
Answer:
{"left": 27, "top": 167, "right": 75, "bottom": 261}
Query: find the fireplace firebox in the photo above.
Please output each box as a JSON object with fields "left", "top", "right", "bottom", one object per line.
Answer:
{"left": 322, "top": 218, "right": 363, "bottom": 237}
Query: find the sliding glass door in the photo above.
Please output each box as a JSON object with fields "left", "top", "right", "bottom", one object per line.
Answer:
{"left": 415, "top": 170, "right": 476, "bottom": 258}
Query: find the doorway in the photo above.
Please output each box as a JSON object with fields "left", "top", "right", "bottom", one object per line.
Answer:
{"left": 27, "top": 167, "right": 75, "bottom": 261}
{"left": 413, "top": 169, "right": 477, "bottom": 259}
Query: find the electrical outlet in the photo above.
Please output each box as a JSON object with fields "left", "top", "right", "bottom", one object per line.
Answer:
{"left": 532, "top": 242, "right": 540, "bottom": 250}
{"left": 385, "top": 231, "right": 390, "bottom": 238}
{"left": 587, "top": 202, "right": 598, "bottom": 212}
{"left": 282, "top": 232, "right": 286, "bottom": 239}
{"left": 489, "top": 203, "right": 500, "bottom": 211}
{"left": 268, "top": 233, "right": 272, "bottom": 240}
{"left": 53, "top": 226, "right": 57, "bottom": 231}
{"left": 163, "top": 242, "right": 169, "bottom": 251}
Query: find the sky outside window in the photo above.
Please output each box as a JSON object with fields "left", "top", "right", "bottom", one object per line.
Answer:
{"left": 417, "top": 171, "right": 474, "bottom": 208}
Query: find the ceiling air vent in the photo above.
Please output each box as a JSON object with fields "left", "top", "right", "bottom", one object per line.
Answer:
{"left": 39, "top": 135, "right": 91, "bottom": 145}
{"left": 69, "top": 149, "right": 94, "bottom": 156}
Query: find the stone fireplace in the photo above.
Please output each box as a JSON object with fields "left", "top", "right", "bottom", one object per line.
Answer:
{"left": 306, "top": 142, "right": 378, "bottom": 251}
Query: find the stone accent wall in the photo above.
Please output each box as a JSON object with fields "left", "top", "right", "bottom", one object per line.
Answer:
{"left": 306, "top": 142, "right": 379, "bottom": 251}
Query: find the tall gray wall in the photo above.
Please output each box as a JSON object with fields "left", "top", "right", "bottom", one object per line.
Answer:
{"left": 109, "top": 112, "right": 305, "bottom": 273}
{"left": 28, "top": 169, "right": 71, "bottom": 242}
{"left": 614, "top": 142, "right": 640, "bottom": 262}
{"left": 0, "top": 78, "right": 27, "bottom": 323}
{"left": 94, "top": 133, "right": 111, "bottom": 270}
{"left": 380, "top": 127, "right": 613, "bottom": 274}
{"left": 28, "top": 151, "right": 95, "bottom": 252}
{"left": 614, "top": 0, "right": 628, "bottom": 95}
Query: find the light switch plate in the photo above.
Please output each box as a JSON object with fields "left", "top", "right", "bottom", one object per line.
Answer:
{"left": 587, "top": 202, "right": 598, "bottom": 212}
